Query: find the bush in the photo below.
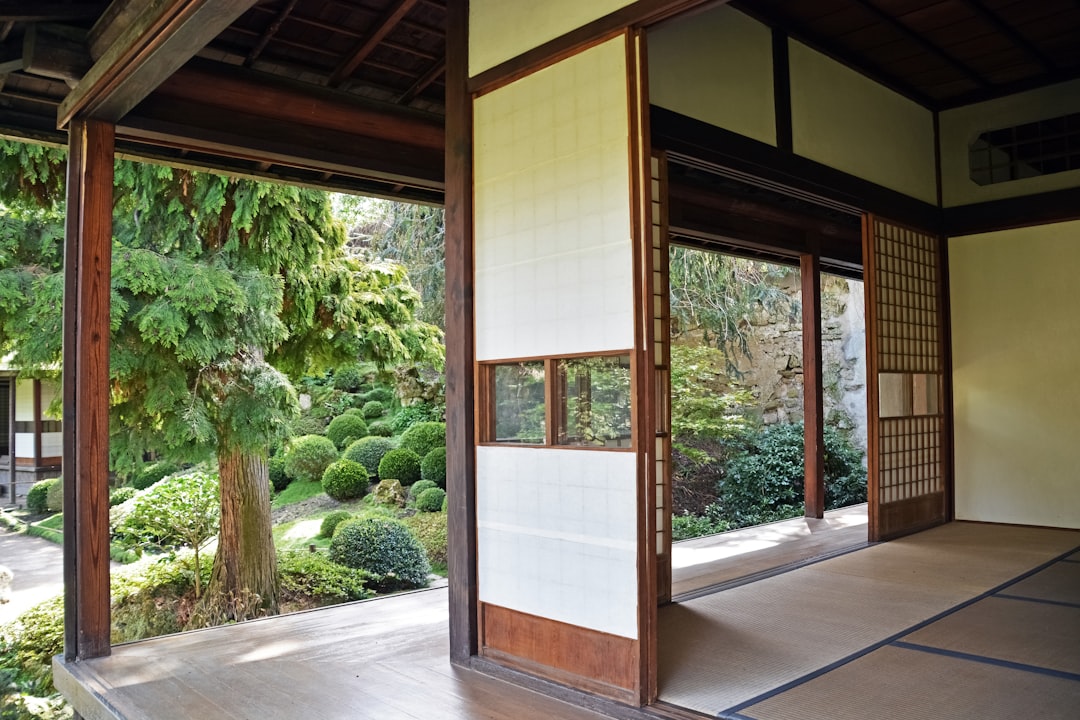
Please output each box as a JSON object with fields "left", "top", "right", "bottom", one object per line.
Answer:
{"left": 284, "top": 435, "right": 339, "bottom": 484}
{"left": 367, "top": 420, "right": 394, "bottom": 437}
{"left": 399, "top": 421, "right": 445, "bottom": 459}
{"left": 420, "top": 446, "right": 447, "bottom": 488}
{"left": 361, "top": 400, "right": 386, "bottom": 419}
{"left": 268, "top": 454, "right": 291, "bottom": 492}
{"left": 45, "top": 476, "right": 64, "bottom": 513}
{"left": 377, "top": 448, "right": 421, "bottom": 486}
{"left": 402, "top": 512, "right": 448, "bottom": 567}
{"left": 328, "top": 517, "right": 430, "bottom": 590}
{"left": 415, "top": 487, "right": 446, "bottom": 513}
{"left": 671, "top": 509, "right": 731, "bottom": 541}
{"left": 408, "top": 479, "right": 437, "bottom": 500}
{"left": 278, "top": 550, "right": 374, "bottom": 606}
{"left": 343, "top": 436, "right": 395, "bottom": 477}
{"left": 25, "top": 478, "right": 58, "bottom": 514}
{"left": 363, "top": 387, "right": 394, "bottom": 404}
{"left": 109, "top": 486, "right": 138, "bottom": 507}
{"left": 131, "top": 461, "right": 180, "bottom": 491}
{"left": 0, "top": 596, "right": 64, "bottom": 695}
{"left": 319, "top": 510, "right": 353, "bottom": 539}
{"left": 326, "top": 414, "right": 369, "bottom": 450}
{"left": 321, "top": 459, "right": 369, "bottom": 502}
{"left": 390, "top": 402, "right": 444, "bottom": 433}
{"left": 333, "top": 365, "right": 365, "bottom": 392}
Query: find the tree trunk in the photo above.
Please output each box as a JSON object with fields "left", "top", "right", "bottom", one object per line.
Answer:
{"left": 206, "top": 446, "right": 279, "bottom": 616}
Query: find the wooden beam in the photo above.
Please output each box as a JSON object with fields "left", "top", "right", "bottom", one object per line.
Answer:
{"left": 62, "top": 118, "right": 114, "bottom": 662}
{"left": 944, "top": 185, "right": 1080, "bottom": 236}
{"left": 0, "top": 4, "right": 106, "bottom": 22}
{"left": 444, "top": 0, "right": 477, "bottom": 666}
{"left": 960, "top": 0, "right": 1055, "bottom": 73}
{"left": 23, "top": 25, "right": 92, "bottom": 85}
{"left": 58, "top": 0, "right": 259, "bottom": 128}
{"left": 245, "top": 0, "right": 298, "bottom": 67}
{"left": 328, "top": 0, "right": 419, "bottom": 88}
{"left": 32, "top": 379, "right": 41, "bottom": 467}
{"left": 7, "top": 377, "right": 15, "bottom": 501}
{"left": 801, "top": 250, "right": 824, "bottom": 519}
{"left": 772, "top": 28, "right": 792, "bottom": 152}
{"left": 397, "top": 58, "right": 445, "bottom": 105}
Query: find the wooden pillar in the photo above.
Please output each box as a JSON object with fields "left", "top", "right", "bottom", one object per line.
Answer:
{"left": 801, "top": 250, "right": 825, "bottom": 518}
{"left": 62, "top": 118, "right": 114, "bottom": 662}
{"left": 7, "top": 377, "right": 15, "bottom": 500}
{"left": 32, "top": 379, "right": 42, "bottom": 468}
{"left": 444, "top": 0, "right": 478, "bottom": 664}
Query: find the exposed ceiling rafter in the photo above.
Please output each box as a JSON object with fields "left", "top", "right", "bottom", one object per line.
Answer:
{"left": 0, "top": 4, "right": 107, "bottom": 22}
{"left": 960, "top": 0, "right": 1056, "bottom": 73}
{"left": 396, "top": 57, "right": 444, "bottom": 105}
{"left": 328, "top": 0, "right": 419, "bottom": 88}
{"left": 245, "top": 0, "right": 298, "bottom": 66}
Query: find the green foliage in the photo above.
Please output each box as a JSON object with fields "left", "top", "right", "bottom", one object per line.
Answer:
{"left": 671, "top": 509, "right": 732, "bottom": 542}
{"left": 270, "top": 479, "right": 324, "bottom": 509}
{"left": 670, "top": 344, "right": 752, "bottom": 446}
{"left": 401, "top": 511, "right": 448, "bottom": 567}
{"left": 420, "top": 447, "right": 447, "bottom": 488}
{"left": 278, "top": 550, "right": 374, "bottom": 606}
{"left": 321, "top": 459, "right": 368, "bottom": 502}
{"left": 408, "top": 479, "right": 437, "bottom": 500}
{"left": 366, "top": 420, "right": 394, "bottom": 437}
{"left": 43, "top": 479, "right": 63, "bottom": 514}
{"left": 328, "top": 517, "right": 430, "bottom": 590}
{"left": 110, "top": 550, "right": 214, "bottom": 642}
{"left": 268, "top": 454, "right": 290, "bottom": 492}
{"left": 390, "top": 402, "right": 443, "bottom": 433}
{"left": 0, "top": 596, "right": 64, "bottom": 696}
{"left": 283, "top": 434, "right": 339, "bottom": 484}
{"left": 332, "top": 365, "right": 364, "bottom": 392}
{"left": 343, "top": 436, "right": 395, "bottom": 477}
{"left": 363, "top": 387, "right": 394, "bottom": 404}
{"left": 109, "top": 486, "right": 137, "bottom": 507}
{"left": 319, "top": 510, "right": 353, "bottom": 539}
{"left": 24, "top": 479, "right": 56, "bottom": 515}
{"left": 377, "top": 448, "right": 421, "bottom": 485}
{"left": 130, "top": 461, "right": 181, "bottom": 491}
{"left": 326, "top": 413, "right": 368, "bottom": 450}
{"left": 414, "top": 487, "right": 446, "bottom": 513}
{"left": 399, "top": 421, "right": 445, "bottom": 459}
{"left": 361, "top": 400, "right": 386, "bottom": 419}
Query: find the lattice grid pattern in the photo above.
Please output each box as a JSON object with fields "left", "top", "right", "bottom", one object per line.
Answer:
{"left": 878, "top": 416, "right": 944, "bottom": 503}
{"left": 651, "top": 154, "right": 671, "bottom": 562}
{"left": 871, "top": 220, "right": 940, "bottom": 374}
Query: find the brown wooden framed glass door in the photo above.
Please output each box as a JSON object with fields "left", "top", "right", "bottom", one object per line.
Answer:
{"left": 863, "top": 215, "right": 950, "bottom": 542}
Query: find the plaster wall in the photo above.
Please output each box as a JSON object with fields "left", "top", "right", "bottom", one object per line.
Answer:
{"left": 469, "top": 0, "right": 634, "bottom": 76}
{"left": 14, "top": 378, "right": 32, "bottom": 422}
{"left": 14, "top": 433, "right": 61, "bottom": 460}
{"left": 939, "top": 79, "right": 1080, "bottom": 207}
{"left": 647, "top": 5, "right": 775, "bottom": 146}
{"left": 789, "top": 41, "right": 937, "bottom": 205}
{"left": 951, "top": 220, "right": 1080, "bottom": 529}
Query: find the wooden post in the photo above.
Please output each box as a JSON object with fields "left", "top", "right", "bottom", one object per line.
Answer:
{"left": 444, "top": 0, "right": 478, "bottom": 664}
{"left": 32, "top": 379, "right": 42, "bottom": 468}
{"left": 801, "top": 250, "right": 825, "bottom": 519}
{"left": 62, "top": 118, "right": 114, "bottom": 662}
{"left": 7, "top": 377, "right": 15, "bottom": 501}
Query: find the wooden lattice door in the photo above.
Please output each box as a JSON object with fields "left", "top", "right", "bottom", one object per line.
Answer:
{"left": 863, "top": 215, "right": 951, "bottom": 542}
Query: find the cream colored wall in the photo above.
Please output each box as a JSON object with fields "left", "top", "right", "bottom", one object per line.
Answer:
{"left": 790, "top": 41, "right": 937, "bottom": 205}
{"left": 469, "top": 0, "right": 634, "bottom": 76}
{"left": 940, "top": 79, "right": 1080, "bottom": 207}
{"left": 647, "top": 5, "right": 775, "bottom": 145}
{"left": 951, "top": 221, "right": 1080, "bottom": 529}
{"left": 14, "top": 378, "right": 32, "bottom": 422}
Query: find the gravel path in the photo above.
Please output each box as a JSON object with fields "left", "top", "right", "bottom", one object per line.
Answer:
{"left": 0, "top": 528, "right": 64, "bottom": 625}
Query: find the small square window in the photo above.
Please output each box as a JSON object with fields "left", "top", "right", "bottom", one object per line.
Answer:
{"left": 556, "top": 355, "right": 632, "bottom": 448}
{"left": 490, "top": 362, "right": 546, "bottom": 444}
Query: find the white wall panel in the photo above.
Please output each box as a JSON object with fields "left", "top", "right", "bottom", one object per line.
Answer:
{"left": 474, "top": 37, "right": 634, "bottom": 361}
{"left": 15, "top": 433, "right": 33, "bottom": 459}
{"left": 14, "top": 379, "right": 33, "bottom": 422}
{"left": 41, "top": 432, "right": 62, "bottom": 458}
{"left": 477, "top": 446, "right": 638, "bottom": 638}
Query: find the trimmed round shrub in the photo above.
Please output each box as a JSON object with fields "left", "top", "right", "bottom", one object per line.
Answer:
{"left": 319, "top": 509, "right": 353, "bottom": 539}
{"left": 409, "top": 479, "right": 437, "bottom": 500}
{"left": 278, "top": 549, "right": 374, "bottom": 604}
{"left": 399, "top": 422, "right": 445, "bottom": 459}
{"left": 367, "top": 420, "right": 394, "bottom": 437}
{"left": 284, "top": 434, "right": 339, "bottom": 484}
{"left": 333, "top": 365, "right": 365, "bottom": 392}
{"left": 361, "top": 400, "right": 385, "bottom": 419}
{"left": 328, "top": 517, "right": 430, "bottom": 589}
{"left": 45, "top": 476, "right": 65, "bottom": 512}
{"left": 26, "top": 477, "right": 58, "bottom": 514}
{"left": 345, "top": 407, "right": 367, "bottom": 418}
{"left": 343, "top": 436, "right": 395, "bottom": 477}
{"left": 415, "top": 487, "right": 446, "bottom": 513}
{"left": 109, "top": 486, "right": 137, "bottom": 507}
{"left": 391, "top": 402, "right": 444, "bottom": 433}
{"left": 326, "top": 413, "right": 369, "bottom": 450}
{"left": 363, "top": 387, "right": 394, "bottom": 404}
{"left": 321, "top": 459, "right": 369, "bottom": 501}
{"left": 131, "top": 461, "right": 180, "bottom": 491}
{"left": 420, "top": 446, "right": 447, "bottom": 488}
{"left": 268, "top": 454, "right": 290, "bottom": 492}
{"left": 377, "top": 448, "right": 421, "bottom": 486}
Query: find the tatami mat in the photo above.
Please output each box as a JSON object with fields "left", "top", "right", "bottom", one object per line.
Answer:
{"left": 658, "top": 522, "right": 1080, "bottom": 716}
{"left": 903, "top": 595, "right": 1080, "bottom": 674}
{"left": 737, "top": 644, "right": 1080, "bottom": 720}
{"left": 1002, "top": 561, "right": 1080, "bottom": 606}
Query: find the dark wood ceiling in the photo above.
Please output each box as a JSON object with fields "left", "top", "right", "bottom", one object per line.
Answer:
{"left": 0, "top": 0, "right": 1076, "bottom": 202}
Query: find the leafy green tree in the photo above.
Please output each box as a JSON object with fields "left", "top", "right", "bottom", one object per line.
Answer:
{"left": 0, "top": 140, "right": 443, "bottom": 615}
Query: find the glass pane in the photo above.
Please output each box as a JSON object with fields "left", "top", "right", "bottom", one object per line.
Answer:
{"left": 556, "top": 355, "right": 632, "bottom": 447}
{"left": 493, "top": 362, "right": 546, "bottom": 443}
